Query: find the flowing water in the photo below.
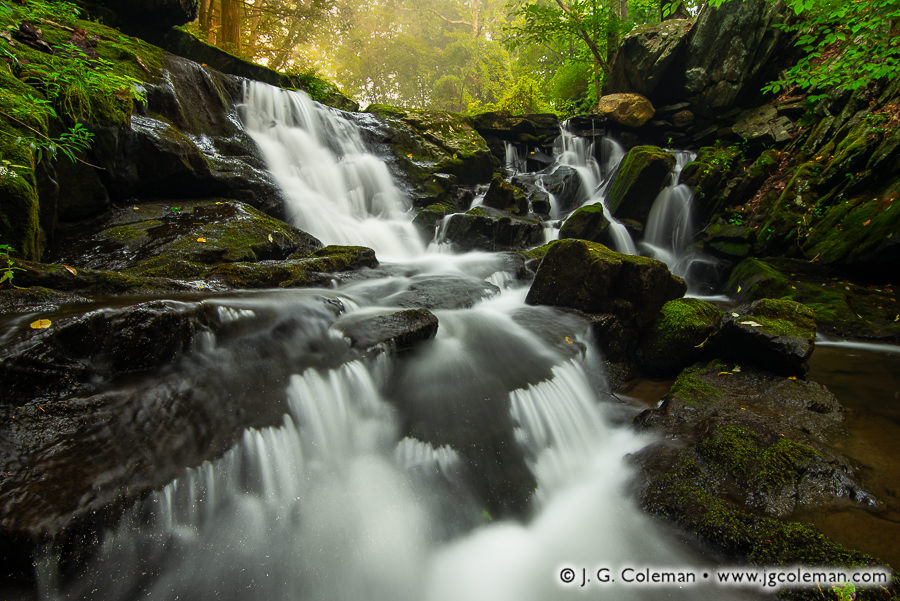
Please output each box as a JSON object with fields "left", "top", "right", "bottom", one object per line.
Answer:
{"left": 38, "top": 85, "right": 769, "bottom": 600}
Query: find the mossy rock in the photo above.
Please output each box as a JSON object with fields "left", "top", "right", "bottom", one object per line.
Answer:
{"left": 558, "top": 203, "right": 612, "bottom": 244}
{"left": 482, "top": 176, "right": 528, "bottom": 214}
{"left": 366, "top": 104, "right": 497, "bottom": 185}
{"left": 720, "top": 298, "right": 817, "bottom": 376}
{"left": 412, "top": 201, "right": 458, "bottom": 239}
{"left": 440, "top": 206, "right": 544, "bottom": 252}
{"left": 525, "top": 239, "right": 686, "bottom": 328}
{"left": 49, "top": 200, "right": 322, "bottom": 275}
{"left": 725, "top": 258, "right": 900, "bottom": 341}
{"left": 700, "top": 221, "right": 755, "bottom": 260}
{"left": 10, "top": 259, "right": 200, "bottom": 296}
{"left": 608, "top": 146, "right": 676, "bottom": 222}
{"left": 640, "top": 298, "right": 722, "bottom": 376}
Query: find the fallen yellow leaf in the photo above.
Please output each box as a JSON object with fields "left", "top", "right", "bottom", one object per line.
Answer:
{"left": 268, "top": 233, "right": 274, "bottom": 243}
{"left": 863, "top": 219, "right": 871, "bottom": 226}
{"left": 63, "top": 265, "right": 77, "bottom": 276}
{"left": 30, "top": 319, "right": 52, "bottom": 329}
{"left": 197, "top": 238, "right": 207, "bottom": 243}
{"left": 564, "top": 336, "right": 574, "bottom": 344}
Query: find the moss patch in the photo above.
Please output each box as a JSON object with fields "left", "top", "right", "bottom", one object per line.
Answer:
{"left": 666, "top": 361, "right": 728, "bottom": 408}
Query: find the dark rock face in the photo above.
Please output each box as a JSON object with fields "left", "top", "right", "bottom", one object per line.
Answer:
{"left": 471, "top": 111, "right": 560, "bottom": 164}
{"left": 440, "top": 208, "right": 544, "bottom": 253}
{"left": 720, "top": 298, "right": 817, "bottom": 376}
{"left": 334, "top": 309, "right": 439, "bottom": 351}
{"left": 525, "top": 239, "right": 686, "bottom": 328}
{"left": 558, "top": 203, "right": 611, "bottom": 244}
{"left": 607, "top": 146, "right": 675, "bottom": 222}
{"left": 603, "top": 0, "right": 795, "bottom": 119}
{"left": 604, "top": 19, "right": 691, "bottom": 99}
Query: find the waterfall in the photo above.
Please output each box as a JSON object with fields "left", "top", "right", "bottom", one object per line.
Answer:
{"left": 240, "top": 81, "right": 425, "bottom": 260}
{"left": 548, "top": 127, "right": 635, "bottom": 254}
{"left": 639, "top": 151, "right": 717, "bottom": 290}
{"left": 504, "top": 142, "right": 527, "bottom": 174}
{"left": 37, "top": 89, "right": 753, "bottom": 601}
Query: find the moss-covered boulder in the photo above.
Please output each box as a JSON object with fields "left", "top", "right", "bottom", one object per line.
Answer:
{"left": 699, "top": 221, "right": 755, "bottom": 260}
{"left": 558, "top": 203, "right": 612, "bottom": 244}
{"left": 207, "top": 246, "right": 377, "bottom": 289}
{"left": 640, "top": 298, "right": 722, "bottom": 375}
{"left": 725, "top": 258, "right": 900, "bottom": 342}
{"left": 525, "top": 239, "right": 686, "bottom": 328}
{"left": 440, "top": 207, "right": 544, "bottom": 252}
{"left": 608, "top": 146, "right": 676, "bottom": 222}
{"left": 482, "top": 176, "right": 528, "bottom": 214}
{"left": 720, "top": 298, "right": 817, "bottom": 376}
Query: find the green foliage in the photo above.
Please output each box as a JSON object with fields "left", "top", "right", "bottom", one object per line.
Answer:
{"left": 0, "top": 242, "right": 23, "bottom": 288}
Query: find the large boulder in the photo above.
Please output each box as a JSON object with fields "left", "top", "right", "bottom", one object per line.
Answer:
{"left": 525, "top": 239, "right": 686, "bottom": 328}
{"left": 482, "top": 176, "right": 528, "bottom": 214}
{"left": 595, "top": 93, "right": 656, "bottom": 128}
{"left": 440, "top": 207, "right": 545, "bottom": 252}
{"left": 673, "top": 0, "right": 794, "bottom": 116}
{"left": 607, "top": 146, "right": 676, "bottom": 221}
{"left": 517, "top": 166, "right": 585, "bottom": 214}
{"left": 720, "top": 298, "right": 817, "bottom": 376}
{"left": 604, "top": 19, "right": 692, "bottom": 99}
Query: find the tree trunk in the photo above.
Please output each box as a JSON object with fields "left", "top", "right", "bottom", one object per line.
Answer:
{"left": 198, "top": 0, "right": 211, "bottom": 42}
{"left": 220, "top": 0, "right": 241, "bottom": 55}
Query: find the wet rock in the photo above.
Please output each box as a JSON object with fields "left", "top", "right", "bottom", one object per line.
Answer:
{"left": 720, "top": 299, "right": 817, "bottom": 376}
{"left": 471, "top": 111, "right": 560, "bottom": 161}
{"left": 482, "top": 176, "right": 528, "bottom": 215}
{"left": 0, "top": 300, "right": 212, "bottom": 406}
{"left": 525, "top": 239, "right": 686, "bottom": 328}
{"left": 558, "top": 204, "right": 612, "bottom": 244}
{"left": 334, "top": 309, "right": 439, "bottom": 351}
{"left": 413, "top": 201, "right": 459, "bottom": 239}
{"left": 607, "top": 146, "right": 676, "bottom": 222}
{"left": 208, "top": 246, "right": 378, "bottom": 288}
{"left": 386, "top": 274, "right": 500, "bottom": 310}
{"left": 11, "top": 259, "right": 201, "bottom": 297}
{"left": 725, "top": 258, "right": 900, "bottom": 342}
{"left": 595, "top": 93, "right": 656, "bottom": 128}
{"left": 640, "top": 297, "right": 722, "bottom": 376}
{"left": 440, "top": 207, "right": 545, "bottom": 253}
{"left": 604, "top": 20, "right": 692, "bottom": 100}
{"left": 520, "top": 166, "right": 584, "bottom": 214}
{"left": 49, "top": 199, "right": 322, "bottom": 276}
{"left": 700, "top": 221, "right": 754, "bottom": 260}
{"left": 733, "top": 104, "right": 794, "bottom": 145}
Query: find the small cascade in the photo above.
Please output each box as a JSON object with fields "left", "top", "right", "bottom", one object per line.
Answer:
{"left": 639, "top": 150, "right": 717, "bottom": 290}
{"left": 504, "top": 142, "right": 527, "bottom": 174}
{"left": 548, "top": 127, "right": 635, "bottom": 253}
{"left": 240, "top": 81, "right": 425, "bottom": 260}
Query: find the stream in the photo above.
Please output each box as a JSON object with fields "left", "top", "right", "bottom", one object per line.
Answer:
{"left": 28, "top": 83, "right": 894, "bottom": 600}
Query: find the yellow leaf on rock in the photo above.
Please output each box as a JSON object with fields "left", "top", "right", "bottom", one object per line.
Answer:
{"left": 30, "top": 319, "right": 52, "bottom": 329}
{"left": 564, "top": 336, "right": 574, "bottom": 344}
{"left": 268, "top": 233, "right": 274, "bottom": 243}
{"left": 63, "top": 265, "right": 77, "bottom": 276}
{"left": 197, "top": 238, "right": 207, "bottom": 243}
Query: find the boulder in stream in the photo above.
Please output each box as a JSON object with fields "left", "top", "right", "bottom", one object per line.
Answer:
{"left": 440, "top": 207, "right": 545, "bottom": 253}
{"left": 525, "top": 239, "right": 686, "bottom": 329}
{"left": 558, "top": 203, "right": 612, "bottom": 244}
{"left": 334, "top": 309, "right": 439, "bottom": 352}
{"left": 607, "top": 146, "right": 676, "bottom": 222}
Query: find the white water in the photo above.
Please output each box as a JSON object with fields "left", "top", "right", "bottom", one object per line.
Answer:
{"left": 39, "top": 86, "right": 754, "bottom": 601}
{"left": 545, "top": 128, "right": 636, "bottom": 253}
{"left": 240, "top": 82, "right": 425, "bottom": 260}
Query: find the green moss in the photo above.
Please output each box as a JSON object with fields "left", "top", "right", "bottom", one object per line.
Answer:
{"left": 667, "top": 361, "right": 727, "bottom": 407}
{"left": 654, "top": 298, "right": 722, "bottom": 348}
{"left": 740, "top": 298, "right": 817, "bottom": 339}
{"left": 607, "top": 145, "right": 676, "bottom": 216}
{"left": 99, "top": 221, "right": 161, "bottom": 241}
{"left": 698, "top": 425, "right": 818, "bottom": 490}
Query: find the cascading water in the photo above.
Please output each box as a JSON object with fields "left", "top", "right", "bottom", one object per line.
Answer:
{"left": 40, "top": 84, "right": 758, "bottom": 601}
{"left": 640, "top": 151, "right": 718, "bottom": 291}
{"left": 240, "top": 82, "right": 425, "bottom": 260}
{"left": 543, "top": 127, "right": 636, "bottom": 253}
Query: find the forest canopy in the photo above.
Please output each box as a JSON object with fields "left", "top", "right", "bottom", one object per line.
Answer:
{"left": 188, "top": 0, "right": 900, "bottom": 115}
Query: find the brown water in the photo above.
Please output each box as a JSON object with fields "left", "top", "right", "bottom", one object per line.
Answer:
{"left": 800, "top": 343, "right": 900, "bottom": 569}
